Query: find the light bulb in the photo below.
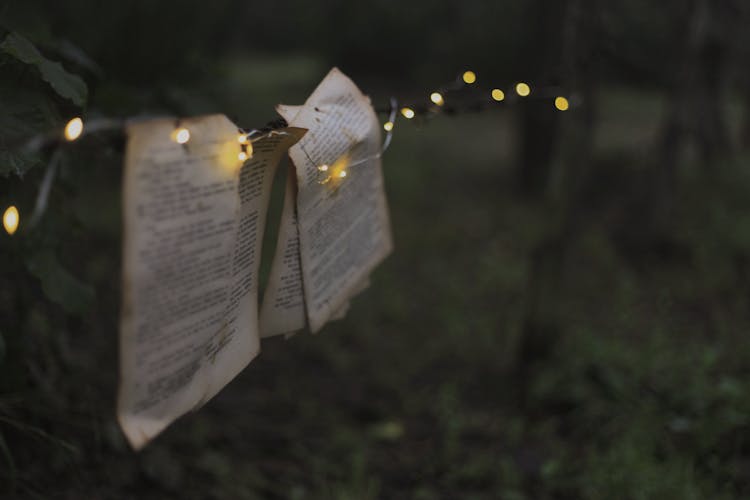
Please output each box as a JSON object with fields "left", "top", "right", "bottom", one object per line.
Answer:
{"left": 64, "top": 117, "right": 84, "bottom": 141}
{"left": 237, "top": 133, "right": 249, "bottom": 144}
{"left": 3, "top": 206, "right": 19, "bottom": 235}
{"left": 318, "top": 164, "right": 329, "bottom": 172}
{"left": 462, "top": 71, "right": 477, "bottom": 84}
{"left": 554, "top": 96, "right": 569, "bottom": 111}
{"left": 430, "top": 92, "right": 444, "bottom": 106}
{"left": 238, "top": 151, "right": 248, "bottom": 161}
{"left": 339, "top": 170, "right": 347, "bottom": 178}
{"left": 173, "top": 127, "right": 190, "bottom": 144}
{"left": 515, "top": 83, "right": 531, "bottom": 97}
{"left": 400, "top": 107, "right": 415, "bottom": 119}
{"left": 491, "top": 89, "right": 505, "bottom": 101}
{"left": 383, "top": 121, "right": 394, "bottom": 132}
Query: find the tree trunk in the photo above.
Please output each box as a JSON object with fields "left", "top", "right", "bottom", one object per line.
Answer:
{"left": 515, "top": 0, "right": 568, "bottom": 197}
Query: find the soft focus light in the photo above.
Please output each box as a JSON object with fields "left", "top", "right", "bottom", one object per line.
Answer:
{"left": 237, "top": 133, "right": 249, "bottom": 144}
{"left": 173, "top": 127, "right": 190, "bottom": 144}
{"left": 64, "top": 117, "right": 83, "bottom": 141}
{"left": 238, "top": 151, "right": 248, "bottom": 161}
{"left": 462, "top": 71, "right": 476, "bottom": 84}
{"left": 339, "top": 170, "right": 347, "bottom": 178}
{"left": 491, "top": 89, "right": 505, "bottom": 102}
{"left": 3, "top": 206, "right": 19, "bottom": 235}
{"left": 515, "top": 82, "right": 531, "bottom": 97}
{"left": 554, "top": 96, "right": 570, "bottom": 111}
{"left": 383, "top": 121, "right": 394, "bottom": 132}
{"left": 400, "top": 107, "right": 415, "bottom": 119}
{"left": 430, "top": 92, "right": 444, "bottom": 106}
{"left": 318, "top": 164, "right": 329, "bottom": 172}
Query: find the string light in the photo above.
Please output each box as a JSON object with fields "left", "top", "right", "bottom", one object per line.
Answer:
{"left": 515, "top": 83, "right": 531, "bottom": 97}
{"left": 3, "top": 206, "right": 19, "bottom": 235}
{"left": 64, "top": 117, "right": 83, "bottom": 141}
{"left": 9, "top": 72, "right": 577, "bottom": 219}
{"left": 237, "top": 134, "right": 254, "bottom": 159}
{"left": 400, "top": 107, "right": 415, "bottom": 119}
{"left": 172, "top": 127, "right": 190, "bottom": 144}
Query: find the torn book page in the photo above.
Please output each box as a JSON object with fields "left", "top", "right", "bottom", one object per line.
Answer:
{"left": 282, "top": 68, "right": 393, "bottom": 333}
{"left": 118, "top": 114, "right": 304, "bottom": 449}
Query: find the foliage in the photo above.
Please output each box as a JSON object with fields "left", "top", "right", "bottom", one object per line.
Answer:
{"left": 1, "top": 32, "right": 87, "bottom": 107}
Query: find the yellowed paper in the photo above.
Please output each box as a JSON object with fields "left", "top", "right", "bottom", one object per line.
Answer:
{"left": 282, "top": 68, "right": 393, "bottom": 333}
{"left": 118, "top": 114, "right": 304, "bottom": 448}
{"left": 259, "top": 164, "right": 306, "bottom": 338}
{"left": 261, "top": 99, "right": 374, "bottom": 338}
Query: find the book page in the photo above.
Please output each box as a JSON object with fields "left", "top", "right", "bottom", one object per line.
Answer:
{"left": 118, "top": 114, "right": 304, "bottom": 449}
{"left": 259, "top": 163, "right": 306, "bottom": 338}
{"left": 283, "top": 68, "right": 393, "bottom": 333}
{"left": 261, "top": 100, "right": 374, "bottom": 338}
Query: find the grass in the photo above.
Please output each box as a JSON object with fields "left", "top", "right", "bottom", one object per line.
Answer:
{"left": 2, "top": 58, "right": 750, "bottom": 498}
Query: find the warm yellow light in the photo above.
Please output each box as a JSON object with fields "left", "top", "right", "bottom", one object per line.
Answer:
{"left": 515, "top": 82, "right": 531, "bottom": 97}
{"left": 238, "top": 151, "right": 248, "bottom": 161}
{"left": 3, "top": 206, "right": 19, "bottom": 235}
{"left": 64, "top": 117, "right": 83, "bottom": 141}
{"left": 491, "top": 89, "right": 505, "bottom": 101}
{"left": 400, "top": 107, "right": 415, "bottom": 119}
{"left": 237, "top": 133, "right": 249, "bottom": 144}
{"left": 554, "top": 96, "right": 569, "bottom": 111}
{"left": 339, "top": 170, "right": 347, "bottom": 178}
{"left": 318, "top": 164, "right": 329, "bottom": 172}
{"left": 462, "top": 71, "right": 476, "bottom": 84}
{"left": 383, "top": 121, "right": 394, "bottom": 132}
{"left": 173, "top": 127, "right": 190, "bottom": 144}
{"left": 430, "top": 92, "right": 444, "bottom": 106}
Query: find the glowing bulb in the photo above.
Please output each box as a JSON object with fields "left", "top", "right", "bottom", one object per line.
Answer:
{"left": 173, "top": 127, "right": 190, "bottom": 144}
{"left": 515, "top": 82, "right": 531, "bottom": 97}
{"left": 400, "top": 107, "right": 415, "bottom": 119}
{"left": 64, "top": 117, "right": 83, "bottom": 141}
{"left": 430, "top": 92, "right": 444, "bottom": 106}
{"left": 462, "top": 71, "right": 476, "bottom": 84}
{"left": 237, "top": 133, "right": 249, "bottom": 144}
{"left": 554, "top": 96, "right": 569, "bottom": 111}
{"left": 339, "top": 170, "right": 347, "bottom": 178}
{"left": 318, "top": 164, "right": 329, "bottom": 172}
{"left": 383, "top": 121, "right": 394, "bottom": 132}
{"left": 491, "top": 89, "right": 505, "bottom": 101}
{"left": 3, "top": 206, "right": 19, "bottom": 235}
{"left": 238, "top": 151, "right": 248, "bottom": 161}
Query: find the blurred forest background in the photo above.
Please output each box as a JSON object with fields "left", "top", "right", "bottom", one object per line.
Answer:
{"left": 2, "top": 0, "right": 750, "bottom": 498}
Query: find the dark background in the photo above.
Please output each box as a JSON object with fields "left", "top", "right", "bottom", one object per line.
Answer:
{"left": 2, "top": 1, "right": 750, "bottom": 498}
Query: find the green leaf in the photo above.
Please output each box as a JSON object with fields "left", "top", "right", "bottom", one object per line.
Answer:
{"left": 26, "top": 249, "right": 94, "bottom": 316}
{"left": 0, "top": 150, "right": 43, "bottom": 178}
{"left": 0, "top": 32, "right": 87, "bottom": 107}
{"left": 0, "top": 81, "right": 59, "bottom": 177}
